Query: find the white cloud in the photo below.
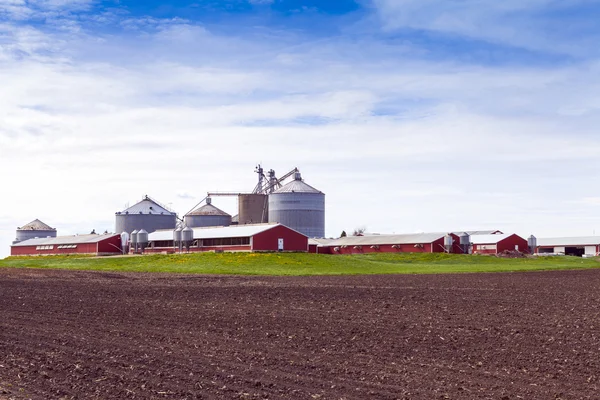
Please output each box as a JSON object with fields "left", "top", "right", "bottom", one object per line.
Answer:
{"left": 370, "top": 0, "right": 599, "bottom": 56}
{"left": 1, "top": 10, "right": 600, "bottom": 257}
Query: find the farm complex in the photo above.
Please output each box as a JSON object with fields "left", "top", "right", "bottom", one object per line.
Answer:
{"left": 7, "top": 165, "right": 600, "bottom": 258}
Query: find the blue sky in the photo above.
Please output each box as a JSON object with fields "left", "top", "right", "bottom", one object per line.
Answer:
{"left": 1, "top": 0, "right": 600, "bottom": 257}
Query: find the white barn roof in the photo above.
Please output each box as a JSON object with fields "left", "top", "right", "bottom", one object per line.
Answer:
{"left": 149, "top": 223, "right": 290, "bottom": 241}
{"left": 537, "top": 236, "right": 600, "bottom": 247}
{"left": 325, "top": 233, "right": 448, "bottom": 247}
{"left": 470, "top": 234, "right": 516, "bottom": 245}
{"left": 12, "top": 234, "right": 119, "bottom": 247}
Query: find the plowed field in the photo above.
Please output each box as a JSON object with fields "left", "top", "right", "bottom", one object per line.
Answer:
{"left": 1, "top": 268, "right": 599, "bottom": 399}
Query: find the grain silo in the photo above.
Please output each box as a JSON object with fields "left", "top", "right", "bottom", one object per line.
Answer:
{"left": 14, "top": 219, "right": 57, "bottom": 244}
{"left": 115, "top": 195, "right": 177, "bottom": 234}
{"left": 268, "top": 172, "right": 325, "bottom": 238}
{"left": 238, "top": 194, "right": 269, "bottom": 224}
{"left": 184, "top": 198, "right": 232, "bottom": 228}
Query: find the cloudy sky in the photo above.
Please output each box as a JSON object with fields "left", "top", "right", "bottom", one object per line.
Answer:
{"left": 2, "top": 0, "right": 600, "bottom": 257}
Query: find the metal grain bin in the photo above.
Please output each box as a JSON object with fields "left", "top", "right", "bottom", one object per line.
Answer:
{"left": 182, "top": 226, "right": 194, "bottom": 243}
{"left": 184, "top": 198, "right": 232, "bottom": 228}
{"left": 268, "top": 172, "right": 325, "bottom": 238}
{"left": 14, "top": 219, "right": 57, "bottom": 244}
{"left": 137, "top": 229, "right": 148, "bottom": 245}
{"left": 115, "top": 195, "right": 177, "bottom": 234}
{"left": 131, "top": 230, "right": 139, "bottom": 245}
{"left": 528, "top": 235, "right": 537, "bottom": 254}
{"left": 238, "top": 194, "right": 268, "bottom": 224}
{"left": 173, "top": 226, "right": 182, "bottom": 244}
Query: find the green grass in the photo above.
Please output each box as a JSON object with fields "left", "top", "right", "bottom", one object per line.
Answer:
{"left": 1, "top": 252, "right": 600, "bottom": 275}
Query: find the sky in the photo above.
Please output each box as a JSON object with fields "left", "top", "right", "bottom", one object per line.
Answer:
{"left": 2, "top": 0, "right": 600, "bottom": 258}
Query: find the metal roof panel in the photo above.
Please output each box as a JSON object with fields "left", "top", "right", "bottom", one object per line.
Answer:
{"left": 18, "top": 219, "right": 56, "bottom": 231}
{"left": 149, "top": 223, "right": 284, "bottom": 241}
{"left": 537, "top": 236, "right": 600, "bottom": 246}
{"left": 12, "top": 234, "right": 119, "bottom": 247}
{"left": 326, "top": 233, "right": 447, "bottom": 246}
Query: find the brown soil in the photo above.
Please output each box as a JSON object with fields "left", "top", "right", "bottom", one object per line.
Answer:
{"left": 1, "top": 268, "right": 599, "bottom": 399}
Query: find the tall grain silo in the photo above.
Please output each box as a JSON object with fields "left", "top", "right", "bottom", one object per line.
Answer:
{"left": 14, "top": 219, "right": 57, "bottom": 244}
{"left": 184, "top": 198, "right": 232, "bottom": 228}
{"left": 268, "top": 172, "right": 325, "bottom": 238}
{"left": 115, "top": 195, "right": 177, "bottom": 234}
{"left": 238, "top": 194, "right": 269, "bottom": 224}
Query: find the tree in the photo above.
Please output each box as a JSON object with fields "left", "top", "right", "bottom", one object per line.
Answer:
{"left": 353, "top": 227, "right": 366, "bottom": 236}
{"left": 340, "top": 230, "right": 347, "bottom": 238}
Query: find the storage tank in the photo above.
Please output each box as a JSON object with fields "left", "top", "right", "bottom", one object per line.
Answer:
{"left": 268, "top": 172, "right": 325, "bottom": 238}
{"left": 182, "top": 226, "right": 194, "bottom": 251}
{"left": 115, "top": 195, "right": 177, "bottom": 234}
{"left": 528, "top": 235, "right": 537, "bottom": 254}
{"left": 14, "top": 219, "right": 57, "bottom": 244}
{"left": 184, "top": 198, "right": 232, "bottom": 228}
{"left": 460, "top": 233, "right": 471, "bottom": 254}
{"left": 239, "top": 194, "right": 268, "bottom": 224}
{"left": 130, "top": 230, "right": 139, "bottom": 251}
{"left": 173, "top": 226, "right": 182, "bottom": 245}
{"left": 444, "top": 234, "right": 454, "bottom": 252}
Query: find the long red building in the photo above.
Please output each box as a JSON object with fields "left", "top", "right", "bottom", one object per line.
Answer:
{"left": 318, "top": 233, "right": 464, "bottom": 255}
{"left": 144, "top": 223, "right": 308, "bottom": 253}
{"left": 10, "top": 234, "right": 122, "bottom": 256}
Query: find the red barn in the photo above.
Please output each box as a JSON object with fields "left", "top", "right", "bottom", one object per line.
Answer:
{"left": 319, "top": 233, "right": 464, "bottom": 255}
{"left": 471, "top": 234, "right": 528, "bottom": 255}
{"left": 145, "top": 223, "right": 308, "bottom": 253}
{"left": 10, "top": 234, "right": 122, "bottom": 256}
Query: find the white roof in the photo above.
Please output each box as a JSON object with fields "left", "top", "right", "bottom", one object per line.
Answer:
{"left": 12, "top": 234, "right": 119, "bottom": 247}
{"left": 537, "top": 236, "right": 600, "bottom": 247}
{"left": 452, "top": 230, "right": 503, "bottom": 236}
{"left": 470, "top": 234, "right": 517, "bottom": 245}
{"left": 149, "top": 223, "right": 286, "bottom": 241}
{"left": 308, "top": 238, "right": 335, "bottom": 246}
{"left": 325, "top": 233, "right": 447, "bottom": 247}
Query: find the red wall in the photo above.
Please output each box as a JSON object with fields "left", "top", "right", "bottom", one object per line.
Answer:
{"left": 252, "top": 225, "right": 308, "bottom": 252}
{"left": 143, "top": 245, "right": 252, "bottom": 254}
{"left": 321, "top": 235, "right": 465, "bottom": 255}
{"left": 10, "top": 235, "right": 122, "bottom": 256}
{"left": 12, "top": 243, "right": 97, "bottom": 256}
{"left": 97, "top": 236, "right": 123, "bottom": 254}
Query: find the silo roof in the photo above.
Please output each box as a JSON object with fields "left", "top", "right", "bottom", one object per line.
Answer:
{"left": 119, "top": 196, "right": 176, "bottom": 215}
{"left": 274, "top": 179, "right": 323, "bottom": 194}
{"left": 187, "top": 203, "right": 231, "bottom": 217}
{"left": 18, "top": 219, "right": 56, "bottom": 231}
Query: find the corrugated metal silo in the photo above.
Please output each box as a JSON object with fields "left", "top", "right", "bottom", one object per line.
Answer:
{"left": 115, "top": 195, "right": 177, "bottom": 234}
{"left": 268, "top": 172, "right": 325, "bottom": 238}
{"left": 238, "top": 194, "right": 268, "bottom": 224}
{"left": 14, "top": 219, "right": 57, "bottom": 244}
{"left": 184, "top": 198, "right": 232, "bottom": 228}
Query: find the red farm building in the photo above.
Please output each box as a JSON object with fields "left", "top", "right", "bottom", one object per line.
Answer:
{"left": 10, "top": 234, "right": 122, "bottom": 256}
{"left": 470, "top": 234, "right": 528, "bottom": 255}
{"left": 145, "top": 223, "right": 308, "bottom": 253}
{"left": 319, "top": 233, "right": 464, "bottom": 255}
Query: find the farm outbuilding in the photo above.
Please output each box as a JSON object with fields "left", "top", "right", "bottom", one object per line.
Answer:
{"left": 10, "top": 233, "right": 122, "bottom": 256}
{"left": 471, "top": 234, "right": 528, "bottom": 255}
{"left": 536, "top": 237, "right": 600, "bottom": 257}
{"left": 13, "top": 219, "right": 57, "bottom": 244}
{"left": 144, "top": 223, "right": 308, "bottom": 253}
{"left": 319, "top": 233, "right": 464, "bottom": 255}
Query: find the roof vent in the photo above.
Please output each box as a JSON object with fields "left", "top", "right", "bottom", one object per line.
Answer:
{"left": 294, "top": 172, "right": 302, "bottom": 181}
